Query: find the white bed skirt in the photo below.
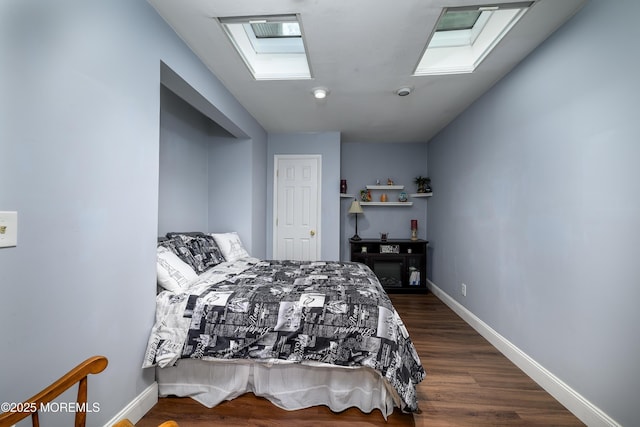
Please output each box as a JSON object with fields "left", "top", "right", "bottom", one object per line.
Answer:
{"left": 156, "top": 359, "right": 399, "bottom": 418}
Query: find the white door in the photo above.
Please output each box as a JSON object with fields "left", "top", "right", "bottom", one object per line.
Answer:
{"left": 273, "top": 155, "right": 321, "bottom": 261}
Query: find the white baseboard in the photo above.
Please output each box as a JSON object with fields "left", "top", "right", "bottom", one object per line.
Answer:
{"left": 426, "top": 280, "right": 620, "bottom": 427}
{"left": 103, "top": 382, "right": 158, "bottom": 427}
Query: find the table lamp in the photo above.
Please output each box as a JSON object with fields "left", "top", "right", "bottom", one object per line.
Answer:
{"left": 348, "top": 199, "right": 364, "bottom": 241}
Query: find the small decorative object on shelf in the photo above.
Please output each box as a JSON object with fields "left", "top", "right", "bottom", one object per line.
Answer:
{"left": 360, "top": 189, "right": 372, "bottom": 202}
{"left": 340, "top": 179, "right": 347, "bottom": 194}
{"left": 398, "top": 191, "right": 408, "bottom": 202}
{"left": 387, "top": 178, "right": 394, "bottom": 185}
{"left": 380, "top": 193, "right": 388, "bottom": 202}
{"left": 411, "top": 219, "right": 418, "bottom": 241}
{"left": 380, "top": 244, "right": 400, "bottom": 254}
{"left": 413, "top": 176, "right": 432, "bottom": 193}
{"left": 409, "top": 267, "right": 421, "bottom": 286}
{"left": 380, "top": 232, "right": 388, "bottom": 242}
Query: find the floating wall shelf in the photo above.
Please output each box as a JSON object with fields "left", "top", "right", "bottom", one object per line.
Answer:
{"left": 360, "top": 201, "right": 413, "bottom": 206}
{"left": 366, "top": 185, "right": 404, "bottom": 190}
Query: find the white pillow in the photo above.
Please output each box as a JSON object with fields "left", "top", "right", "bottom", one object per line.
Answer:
{"left": 157, "top": 245, "right": 198, "bottom": 292}
{"left": 210, "top": 232, "right": 250, "bottom": 263}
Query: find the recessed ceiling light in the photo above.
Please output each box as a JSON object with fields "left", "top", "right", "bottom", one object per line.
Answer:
{"left": 312, "top": 87, "right": 328, "bottom": 99}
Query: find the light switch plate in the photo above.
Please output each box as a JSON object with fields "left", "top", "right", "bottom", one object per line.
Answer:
{"left": 0, "top": 211, "right": 18, "bottom": 248}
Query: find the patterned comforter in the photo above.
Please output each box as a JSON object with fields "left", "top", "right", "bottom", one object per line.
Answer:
{"left": 143, "top": 258, "right": 425, "bottom": 412}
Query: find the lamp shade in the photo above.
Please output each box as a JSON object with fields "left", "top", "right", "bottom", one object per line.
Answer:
{"left": 348, "top": 200, "right": 363, "bottom": 214}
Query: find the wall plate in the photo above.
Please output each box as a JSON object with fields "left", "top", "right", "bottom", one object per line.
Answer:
{"left": 0, "top": 211, "right": 18, "bottom": 248}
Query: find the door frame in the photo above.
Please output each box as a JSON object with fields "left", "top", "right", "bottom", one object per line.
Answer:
{"left": 272, "top": 154, "right": 322, "bottom": 260}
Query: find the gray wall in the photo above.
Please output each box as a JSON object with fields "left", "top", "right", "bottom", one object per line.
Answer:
{"left": 207, "top": 135, "right": 259, "bottom": 255}
{"left": 159, "top": 86, "right": 211, "bottom": 235}
{"left": 267, "top": 132, "right": 341, "bottom": 260}
{"left": 340, "top": 142, "right": 429, "bottom": 260}
{"left": 250, "top": 133, "right": 268, "bottom": 260}
{"left": 158, "top": 66, "right": 268, "bottom": 258}
{"left": 0, "top": 1, "right": 266, "bottom": 425}
{"left": 158, "top": 85, "right": 264, "bottom": 258}
{"left": 427, "top": 1, "right": 639, "bottom": 425}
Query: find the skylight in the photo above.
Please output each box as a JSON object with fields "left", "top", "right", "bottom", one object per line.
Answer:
{"left": 218, "top": 15, "right": 311, "bottom": 80}
{"left": 414, "top": 2, "right": 534, "bottom": 75}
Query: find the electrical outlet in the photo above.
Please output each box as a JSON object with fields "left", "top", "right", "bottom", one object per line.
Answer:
{"left": 461, "top": 283, "right": 467, "bottom": 297}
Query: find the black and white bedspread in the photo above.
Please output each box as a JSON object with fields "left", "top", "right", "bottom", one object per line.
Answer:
{"left": 143, "top": 258, "right": 425, "bottom": 412}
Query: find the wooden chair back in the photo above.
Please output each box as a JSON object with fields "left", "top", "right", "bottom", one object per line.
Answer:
{"left": 0, "top": 355, "right": 108, "bottom": 427}
{"left": 112, "top": 420, "right": 179, "bottom": 427}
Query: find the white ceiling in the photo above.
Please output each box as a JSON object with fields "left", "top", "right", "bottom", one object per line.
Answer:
{"left": 147, "top": 0, "right": 585, "bottom": 143}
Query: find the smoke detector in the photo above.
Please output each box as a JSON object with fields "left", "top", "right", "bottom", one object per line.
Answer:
{"left": 396, "top": 87, "right": 413, "bottom": 97}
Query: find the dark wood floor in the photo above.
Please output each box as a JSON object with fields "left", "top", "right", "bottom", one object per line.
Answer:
{"left": 137, "top": 293, "right": 584, "bottom": 426}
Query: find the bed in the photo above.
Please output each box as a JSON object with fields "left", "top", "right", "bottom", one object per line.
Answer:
{"left": 143, "top": 232, "right": 425, "bottom": 418}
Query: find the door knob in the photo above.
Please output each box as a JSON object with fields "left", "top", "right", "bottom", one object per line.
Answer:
{"left": 310, "top": 230, "right": 316, "bottom": 236}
